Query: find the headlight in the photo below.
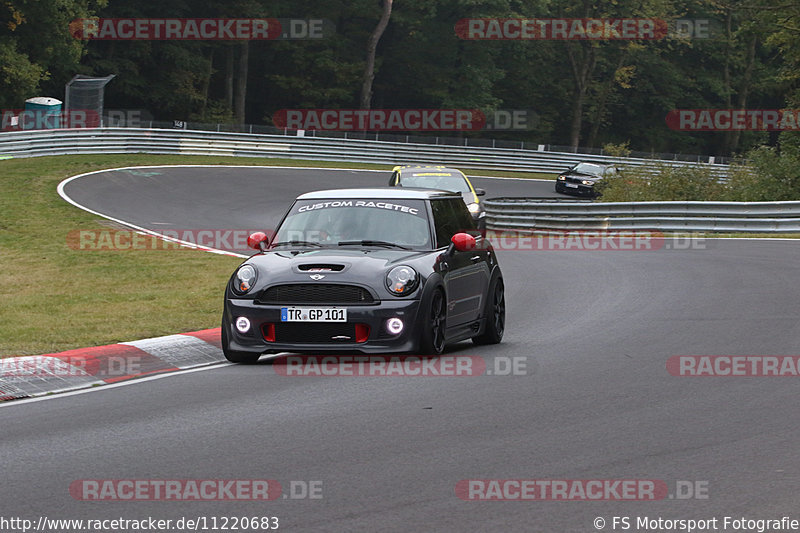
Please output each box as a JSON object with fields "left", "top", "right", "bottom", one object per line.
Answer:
{"left": 467, "top": 202, "right": 481, "bottom": 214}
{"left": 581, "top": 179, "right": 595, "bottom": 185}
{"left": 233, "top": 264, "right": 257, "bottom": 294}
{"left": 386, "top": 265, "right": 418, "bottom": 296}
{"left": 557, "top": 175, "right": 566, "bottom": 180}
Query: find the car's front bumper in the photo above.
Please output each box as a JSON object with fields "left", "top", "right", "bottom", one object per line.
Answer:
{"left": 223, "top": 297, "right": 424, "bottom": 355}
{"left": 556, "top": 181, "right": 597, "bottom": 197}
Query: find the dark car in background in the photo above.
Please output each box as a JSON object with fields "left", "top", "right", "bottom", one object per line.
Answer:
{"left": 222, "top": 187, "right": 505, "bottom": 363}
{"left": 555, "top": 162, "right": 620, "bottom": 198}
{"left": 389, "top": 165, "right": 487, "bottom": 229}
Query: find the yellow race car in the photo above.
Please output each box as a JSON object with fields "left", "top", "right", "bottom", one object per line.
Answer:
{"left": 389, "top": 165, "right": 486, "bottom": 229}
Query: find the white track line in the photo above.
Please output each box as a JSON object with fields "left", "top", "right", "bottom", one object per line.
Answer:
{"left": 0, "top": 362, "right": 230, "bottom": 409}
{"left": 58, "top": 167, "right": 253, "bottom": 257}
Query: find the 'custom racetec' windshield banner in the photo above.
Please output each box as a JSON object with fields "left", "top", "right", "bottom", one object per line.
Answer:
{"left": 292, "top": 199, "right": 427, "bottom": 218}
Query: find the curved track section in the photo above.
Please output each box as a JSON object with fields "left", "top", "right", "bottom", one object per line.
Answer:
{"left": 58, "top": 166, "right": 561, "bottom": 249}
{"left": 3, "top": 166, "right": 800, "bottom": 531}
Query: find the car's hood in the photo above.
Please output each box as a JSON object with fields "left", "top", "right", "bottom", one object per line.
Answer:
{"left": 565, "top": 170, "right": 602, "bottom": 180}
{"left": 242, "top": 248, "right": 437, "bottom": 293}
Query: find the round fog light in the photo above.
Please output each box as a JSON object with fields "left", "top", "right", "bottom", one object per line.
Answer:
{"left": 235, "top": 316, "right": 251, "bottom": 333}
{"left": 386, "top": 318, "right": 404, "bottom": 335}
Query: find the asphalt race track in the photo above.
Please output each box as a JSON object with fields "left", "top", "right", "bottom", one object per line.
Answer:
{"left": 3, "top": 166, "right": 800, "bottom": 532}
{"left": 57, "top": 166, "right": 562, "bottom": 235}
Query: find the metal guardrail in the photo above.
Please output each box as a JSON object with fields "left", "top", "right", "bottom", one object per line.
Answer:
{"left": 0, "top": 127, "right": 729, "bottom": 176}
{"left": 485, "top": 198, "right": 800, "bottom": 233}
{"left": 484, "top": 198, "right": 800, "bottom": 233}
{"left": 102, "top": 118, "right": 735, "bottom": 165}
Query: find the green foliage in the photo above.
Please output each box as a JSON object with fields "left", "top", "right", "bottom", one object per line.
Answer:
{"left": 725, "top": 147, "right": 800, "bottom": 201}
{"left": 0, "top": 0, "right": 107, "bottom": 108}
{"left": 602, "top": 141, "right": 631, "bottom": 158}
{"left": 191, "top": 98, "right": 235, "bottom": 124}
{"left": 0, "top": 40, "right": 45, "bottom": 106}
{"left": 599, "top": 144, "right": 800, "bottom": 202}
{"left": 597, "top": 163, "right": 725, "bottom": 202}
{"left": 649, "top": 164, "right": 726, "bottom": 200}
{"left": 1, "top": 0, "right": 800, "bottom": 160}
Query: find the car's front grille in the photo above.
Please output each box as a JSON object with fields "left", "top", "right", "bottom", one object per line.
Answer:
{"left": 256, "top": 284, "right": 375, "bottom": 305}
{"left": 274, "top": 322, "right": 356, "bottom": 343}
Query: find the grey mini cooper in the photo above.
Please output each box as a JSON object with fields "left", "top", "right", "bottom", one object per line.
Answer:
{"left": 222, "top": 187, "right": 505, "bottom": 363}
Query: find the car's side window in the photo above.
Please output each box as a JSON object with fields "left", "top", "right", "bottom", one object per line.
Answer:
{"left": 431, "top": 199, "right": 475, "bottom": 247}
{"left": 431, "top": 200, "right": 459, "bottom": 248}
{"left": 450, "top": 198, "right": 477, "bottom": 232}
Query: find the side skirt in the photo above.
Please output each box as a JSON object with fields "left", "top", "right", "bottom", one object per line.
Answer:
{"left": 445, "top": 320, "right": 483, "bottom": 344}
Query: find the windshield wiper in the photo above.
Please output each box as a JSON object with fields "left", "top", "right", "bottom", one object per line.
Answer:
{"left": 337, "top": 240, "right": 411, "bottom": 250}
{"left": 271, "top": 240, "right": 324, "bottom": 248}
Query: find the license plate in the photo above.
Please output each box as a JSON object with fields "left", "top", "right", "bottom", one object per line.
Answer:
{"left": 281, "top": 307, "right": 347, "bottom": 322}
{"left": 565, "top": 182, "right": 578, "bottom": 188}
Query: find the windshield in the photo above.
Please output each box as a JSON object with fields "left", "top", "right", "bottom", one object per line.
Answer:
{"left": 400, "top": 173, "right": 471, "bottom": 193}
{"left": 573, "top": 163, "right": 605, "bottom": 177}
{"left": 273, "top": 198, "right": 432, "bottom": 249}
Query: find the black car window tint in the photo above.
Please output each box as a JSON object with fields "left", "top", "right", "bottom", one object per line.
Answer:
{"left": 451, "top": 198, "right": 477, "bottom": 232}
{"left": 431, "top": 199, "right": 459, "bottom": 247}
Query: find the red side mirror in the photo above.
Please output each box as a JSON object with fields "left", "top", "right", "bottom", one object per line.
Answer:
{"left": 247, "top": 232, "right": 270, "bottom": 251}
{"left": 451, "top": 232, "right": 476, "bottom": 252}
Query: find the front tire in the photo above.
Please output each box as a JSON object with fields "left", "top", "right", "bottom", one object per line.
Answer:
{"left": 419, "top": 288, "right": 447, "bottom": 355}
{"left": 473, "top": 276, "right": 505, "bottom": 345}
{"left": 221, "top": 319, "right": 262, "bottom": 364}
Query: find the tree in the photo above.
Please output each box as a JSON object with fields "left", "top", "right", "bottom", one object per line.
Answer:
{"left": 553, "top": 0, "right": 675, "bottom": 149}
{"left": 360, "top": 0, "right": 393, "bottom": 110}
{"left": 235, "top": 41, "right": 249, "bottom": 124}
{"left": 0, "top": 0, "right": 107, "bottom": 109}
